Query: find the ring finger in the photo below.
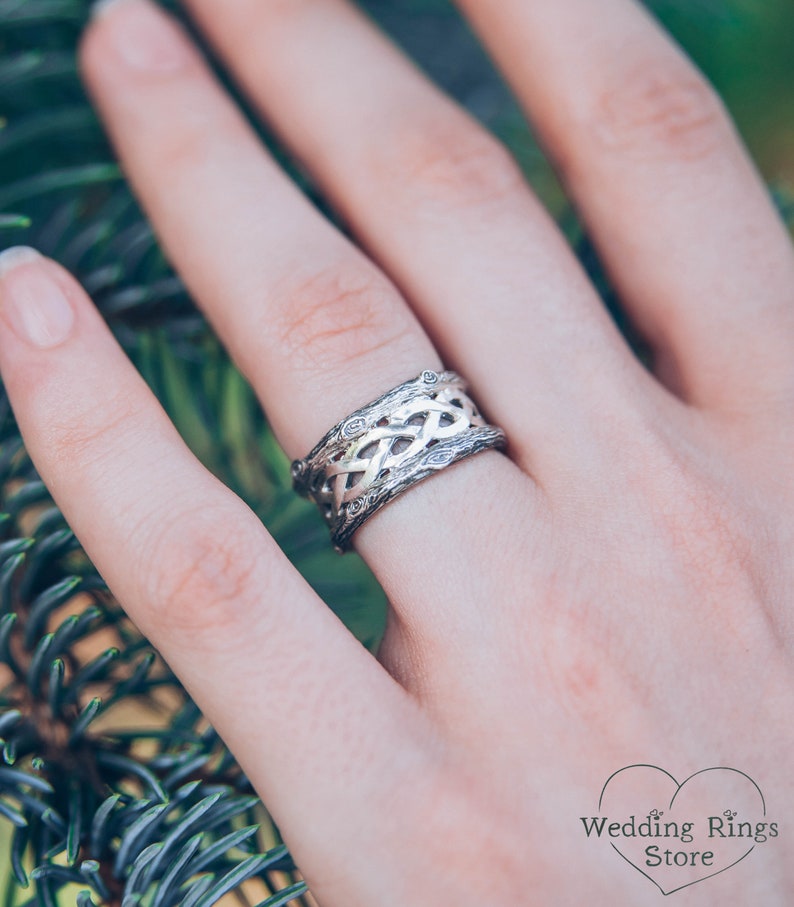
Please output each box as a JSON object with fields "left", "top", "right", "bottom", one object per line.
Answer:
{"left": 79, "top": 0, "right": 537, "bottom": 630}
{"left": 174, "top": 0, "right": 661, "bottom": 479}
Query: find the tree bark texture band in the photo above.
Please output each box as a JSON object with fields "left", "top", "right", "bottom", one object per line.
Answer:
{"left": 291, "top": 370, "right": 507, "bottom": 552}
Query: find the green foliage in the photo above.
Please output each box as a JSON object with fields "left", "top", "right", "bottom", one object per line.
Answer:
{"left": 0, "top": 2, "right": 383, "bottom": 904}
{"left": 0, "top": 1, "right": 791, "bottom": 905}
{"left": 0, "top": 451, "right": 313, "bottom": 906}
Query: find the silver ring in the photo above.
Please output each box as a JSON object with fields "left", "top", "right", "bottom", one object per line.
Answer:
{"left": 291, "top": 370, "right": 507, "bottom": 552}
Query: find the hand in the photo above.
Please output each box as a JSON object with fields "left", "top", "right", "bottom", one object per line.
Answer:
{"left": 1, "top": 0, "right": 792, "bottom": 902}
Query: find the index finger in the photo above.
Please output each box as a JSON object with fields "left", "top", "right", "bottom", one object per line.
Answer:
{"left": 0, "top": 247, "right": 436, "bottom": 899}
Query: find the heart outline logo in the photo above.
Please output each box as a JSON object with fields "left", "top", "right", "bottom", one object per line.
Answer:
{"left": 597, "top": 764, "right": 766, "bottom": 896}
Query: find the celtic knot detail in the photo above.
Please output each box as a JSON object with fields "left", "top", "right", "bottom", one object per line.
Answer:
{"left": 292, "top": 371, "right": 506, "bottom": 551}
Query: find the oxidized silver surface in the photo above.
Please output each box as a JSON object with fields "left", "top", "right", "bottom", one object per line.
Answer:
{"left": 291, "top": 370, "right": 506, "bottom": 552}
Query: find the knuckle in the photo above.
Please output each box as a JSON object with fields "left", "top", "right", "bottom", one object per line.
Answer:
{"left": 45, "top": 390, "right": 140, "bottom": 473}
{"left": 380, "top": 112, "right": 524, "bottom": 207}
{"left": 156, "top": 126, "right": 212, "bottom": 177}
{"left": 583, "top": 58, "right": 728, "bottom": 163}
{"left": 620, "top": 422, "right": 761, "bottom": 591}
{"left": 154, "top": 109, "right": 240, "bottom": 177}
{"left": 269, "top": 263, "right": 411, "bottom": 373}
{"left": 137, "top": 502, "right": 265, "bottom": 641}
{"left": 538, "top": 606, "right": 640, "bottom": 724}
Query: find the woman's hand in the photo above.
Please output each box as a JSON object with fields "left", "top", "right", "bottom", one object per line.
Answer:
{"left": 1, "top": 0, "right": 792, "bottom": 902}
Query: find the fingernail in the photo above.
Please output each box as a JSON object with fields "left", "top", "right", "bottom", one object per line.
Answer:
{"left": 90, "top": 0, "right": 190, "bottom": 72}
{"left": 0, "top": 247, "right": 76, "bottom": 350}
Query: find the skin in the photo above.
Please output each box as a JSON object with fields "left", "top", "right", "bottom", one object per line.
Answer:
{"left": 0, "top": 0, "right": 792, "bottom": 902}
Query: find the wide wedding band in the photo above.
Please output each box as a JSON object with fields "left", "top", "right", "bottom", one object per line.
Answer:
{"left": 291, "top": 370, "right": 507, "bottom": 552}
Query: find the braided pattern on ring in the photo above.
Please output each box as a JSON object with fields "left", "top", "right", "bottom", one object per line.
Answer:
{"left": 291, "top": 371, "right": 506, "bottom": 551}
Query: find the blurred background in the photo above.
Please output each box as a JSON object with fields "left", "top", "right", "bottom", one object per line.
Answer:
{"left": 357, "top": 0, "right": 794, "bottom": 210}
{"left": 0, "top": 2, "right": 792, "bottom": 904}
